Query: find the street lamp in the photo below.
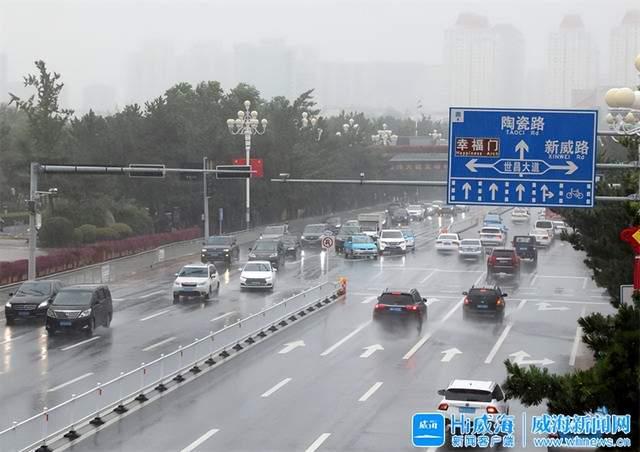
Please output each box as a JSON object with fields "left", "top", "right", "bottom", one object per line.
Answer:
{"left": 300, "top": 111, "right": 323, "bottom": 141}
{"left": 371, "top": 123, "right": 398, "bottom": 146}
{"left": 226, "top": 100, "right": 267, "bottom": 229}
{"left": 336, "top": 117, "right": 359, "bottom": 137}
{"left": 429, "top": 129, "right": 443, "bottom": 144}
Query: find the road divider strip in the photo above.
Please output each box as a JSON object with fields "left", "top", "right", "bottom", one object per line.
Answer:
{"left": 305, "top": 433, "right": 332, "bottom": 452}
{"left": 358, "top": 382, "right": 383, "bottom": 402}
{"left": 260, "top": 378, "right": 292, "bottom": 398}
{"left": 180, "top": 428, "right": 220, "bottom": 452}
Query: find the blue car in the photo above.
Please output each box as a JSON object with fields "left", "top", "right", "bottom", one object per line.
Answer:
{"left": 400, "top": 227, "right": 416, "bottom": 250}
{"left": 483, "top": 213, "right": 508, "bottom": 232}
{"left": 344, "top": 234, "right": 379, "bottom": 260}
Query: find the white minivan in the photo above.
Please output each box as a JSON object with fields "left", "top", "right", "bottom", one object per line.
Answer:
{"left": 534, "top": 219, "right": 555, "bottom": 241}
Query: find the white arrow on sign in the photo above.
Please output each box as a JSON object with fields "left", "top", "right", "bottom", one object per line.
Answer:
{"left": 537, "top": 302, "right": 569, "bottom": 311}
{"left": 440, "top": 347, "right": 462, "bottom": 362}
{"left": 509, "top": 350, "right": 554, "bottom": 366}
{"left": 541, "top": 185, "right": 554, "bottom": 202}
{"left": 462, "top": 182, "right": 472, "bottom": 200}
{"left": 489, "top": 183, "right": 499, "bottom": 201}
{"left": 360, "top": 344, "right": 384, "bottom": 358}
{"left": 516, "top": 184, "right": 525, "bottom": 201}
{"left": 278, "top": 340, "right": 306, "bottom": 354}
{"left": 548, "top": 161, "right": 579, "bottom": 175}
{"left": 465, "top": 159, "right": 495, "bottom": 173}
{"left": 515, "top": 140, "right": 529, "bottom": 160}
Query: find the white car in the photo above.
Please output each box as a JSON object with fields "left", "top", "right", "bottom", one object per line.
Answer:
{"left": 479, "top": 227, "right": 506, "bottom": 247}
{"left": 435, "top": 233, "right": 461, "bottom": 252}
{"left": 406, "top": 205, "right": 425, "bottom": 221}
{"left": 552, "top": 220, "right": 568, "bottom": 236}
{"left": 240, "top": 261, "right": 276, "bottom": 290}
{"left": 173, "top": 263, "right": 220, "bottom": 302}
{"left": 458, "top": 238, "right": 483, "bottom": 259}
{"left": 530, "top": 228, "right": 551, "bottom": 247}
{"left": 437, "top": 379, "right": 509, "bottom": 418}
{"left": 378, "top": 229, "right": 407, "bottom": 255}
{"left": 534, "top": 219, "right": 555, "bottom": 241}
{"left": 510, "top": 207, "right": 530, "bottom": 222}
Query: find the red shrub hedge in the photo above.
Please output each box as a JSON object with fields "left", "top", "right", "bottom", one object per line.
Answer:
{"left": 0, "top": 227, "right": 200, "bottom": 285}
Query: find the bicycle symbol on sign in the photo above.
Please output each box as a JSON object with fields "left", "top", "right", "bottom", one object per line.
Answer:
{"left": 565, "top": 188, "right": 584, "bottom": 200}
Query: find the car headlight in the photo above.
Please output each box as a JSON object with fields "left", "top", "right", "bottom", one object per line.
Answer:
{"left": 5, "top": 301, "right": 11, "bottom": 308}
{"left": 269, "top": 253, "right": 277, "bottom": 258}
{"left": 249, "top": 253, "right": 256, "bottom": 258}
{"left": 223, "top": 249, "right": 230, "bottom": 252}
{"left": 265, "top": 276, "right": 273, "bottom": 281}
{"left": 240, "top": 276, "right": 247, "bottom": 282}
{"left": 301, "top": 236, "right": 306, "bottom": 240}
{"left": 201, "top": 249, "right": 207, "bottom": 253}
{"left": 197, "top": 281, "right": 207, "bottom": 286}
{"left": 47, "top": 307, "right": 55, "bottom": 317}
{"left": 78, "top": 309, "right": 92, "bottom": 318}
{"left": 38, "top": 300, "right": 49, "bottom": 309}
{"left": 173, "top": 281, "right": 181, "bottom": 287}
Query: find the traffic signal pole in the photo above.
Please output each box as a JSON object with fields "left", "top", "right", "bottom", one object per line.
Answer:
{"left": 28, "top": 162, "right": 38, "bottom": 280}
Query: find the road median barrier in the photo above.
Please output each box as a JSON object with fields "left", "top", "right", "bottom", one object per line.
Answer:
{"left": 0, "top": 280, "right": 343, "bottom": 452}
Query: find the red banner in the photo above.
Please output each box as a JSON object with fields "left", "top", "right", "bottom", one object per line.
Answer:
{"left": 232, "top": 158, "right": 264, "bottom": 178}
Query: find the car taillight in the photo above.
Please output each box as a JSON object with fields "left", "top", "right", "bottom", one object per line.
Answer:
{"left": 438, "top": 403, "right": 449, "bottom": 411}
{"left": 486, "top": 406, "right": 499, "bottom": 414}
{"left": 496, "top": 298, "right": 504, "bottom": 306}
{"left": 406, "top": 305, "right": 418, "bottom": 311}
{"left": 374, "top": 304, "right": 384, "bottom": 310}
{"left": 463, "top": 297, "right": 470, "bottom": 305}
{"left": 488, "top": 255, "right": 497, "bottom": 265}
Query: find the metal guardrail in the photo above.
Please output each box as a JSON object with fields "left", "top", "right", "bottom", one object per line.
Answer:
{"left": 0, "top": 281, "right": 340, "bottom": 452}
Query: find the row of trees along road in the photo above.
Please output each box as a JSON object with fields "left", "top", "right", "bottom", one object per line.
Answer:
{"left": 0, "top": 60, "right": 444, "bottom": 244}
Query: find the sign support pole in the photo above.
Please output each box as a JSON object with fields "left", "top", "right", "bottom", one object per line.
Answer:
{"left": 203, "top": 157, "right": 209, "bottom": 241}
{"left": 28, "top": 162, "right": 38, "bottom": 280}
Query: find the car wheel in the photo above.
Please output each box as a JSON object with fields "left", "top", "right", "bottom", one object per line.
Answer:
{"left": 216, "top": 281, "right": 220, "bottom": 294}
{"left": 373, "top": 254, "right": 378, "bottom": 260}
{"left": 46, "top": 326, "right": 55, "bottom": 336}
{"left": 173, "top": 295, "right": 179, "bottom": 304}
{"left": 106, "top": 312, "right": 112, "bottom": 327}
{"left": 205, "top": 286, "right": 212, "bottom": 301}
{"left": 5, "top": 316, "right": 14, "bottom": 326}
{"left": 86, "top": 318, "right": 95, "bottom": 336}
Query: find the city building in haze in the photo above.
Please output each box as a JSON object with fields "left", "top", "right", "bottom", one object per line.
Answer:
{"left": 609, "top": 9, "right": 640, "bottom": 89}
{"left": 444, "top": 13, "right": 525, "bottom": 108}
{"left": 546, "top": 14, "right": 598, "bottom": 107}
{"left": 234, "top": 39, "right": 294, "bottom": 99}
{"left": 125, "top": 41, "right": 176, "bottom": 105}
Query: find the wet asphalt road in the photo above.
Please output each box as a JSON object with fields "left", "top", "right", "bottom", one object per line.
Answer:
{"left": 0, "top": 208, "right": 613, "bottom": 451}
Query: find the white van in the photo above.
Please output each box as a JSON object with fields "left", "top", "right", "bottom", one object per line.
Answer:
{"left": 534, "top": 219, "right": 555, "bottom": 241}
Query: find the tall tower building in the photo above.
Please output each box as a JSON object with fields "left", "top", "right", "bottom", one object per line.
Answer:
{"left": 546, "top": 15, "right": 598, "bottom": 107}
{"left": 610, "top": 10, "right": 640, "bottom": 88}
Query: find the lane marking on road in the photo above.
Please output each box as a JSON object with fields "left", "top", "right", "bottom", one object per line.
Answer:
{"left": 140, "top": 309, "right": 171, "bottom": 322}
{"left": 511, "top": 298, "right": 608, "bottom": 306}
{"left": 210, "top": 312, "right": 235, "bottom": 322}
{"left": 320, "top": 321, "right": 371, "bottom": 356}
{"left": 180, "top": 428, "right": 220, "bottom": 452}
{"left": 111, "top": 298, "right": 124, "bottom": 302}
{"left": 0, "top": 334, "right": 27, "bottom": 346}
{"left": 530, "top": 273, "right": 538, "bottom": 287}
{"left": 358, "top": 381, "right": 383, "bottom": 402}
{"left": 305, "top": 433, "right": 332, "bottom": 452}
{"left": 140, "top": 290, "right": 165, "bottom": 299}
{"left": 403, "top": 273, "right": 485, "bottom": 360}
{"left": 361, "top": 296, "right": 377, "bottom": 304}
{"left": 47, "top": 372, "right": 94, "bottom": 392}
{"left": 536, "top": 275, "right": 588, "bottom": 280}
{"left": 569, "top": 307, "right": 586, "bottom": 367}
{"left": 484, "top": 324, "right": 513, "bottom": 364}
{"left": 420, "top": 270, "right": 436, "bottom": 284}
{"left": 260, "top": 377, "right": 292, "bottom": 398}
{"left": 142, "top": 336, "right": 177, "bottom": 352}
{"left": 60, "top": 336, "right": 100, "bottom": 351}
{"left": 515, "top": 299, "right": 527, "bottom": 312}
{"left": 582, "top": 278, "right": 588, "bottom": 289}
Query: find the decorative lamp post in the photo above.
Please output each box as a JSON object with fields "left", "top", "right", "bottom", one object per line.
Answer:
{"left": 300, "top": 111, "right": 323, "bottom": 141}
{"left": 371, "top": 123, "right": 398, "bottom": 146}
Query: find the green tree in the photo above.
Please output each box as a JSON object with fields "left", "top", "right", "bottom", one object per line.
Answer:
{"left": 9, "top": 60, "right": 73, "bottom": 161}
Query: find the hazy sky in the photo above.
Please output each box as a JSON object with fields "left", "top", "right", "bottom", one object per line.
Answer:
{"left": 1, "top": 0, "right": 638, "bottom": 108}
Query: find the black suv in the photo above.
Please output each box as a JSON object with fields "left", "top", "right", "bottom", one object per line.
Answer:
{"left": 46, "top": 284, "right": 113, "bottom": 335}
{"left": 373, "top": 289, "right": 427, "bottom": 325}
{"left": 462, "top": 286, "right": 507, "bottom": 321}
{"left": 248, "top": 239, "right": 286, "bottom": 269}
{"left": 335, "top": 224, "right": 361, "bottom": 254}
{"left": 512, "top": 235, "right": 537, "bottom": 263}
{"left": 5, "top": 280, "right": 64, "bottom": 324}
{"left": 390, "top": 208, "right": 410, "bottom": 226}
{"left": 486, "top": 248, "right": 521, "bottom": 282}
{"left": 201, "top": 235, "right": 239, "bottom": 264}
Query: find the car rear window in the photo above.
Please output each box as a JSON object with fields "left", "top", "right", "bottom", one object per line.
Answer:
{"left": 460, "top": 239, "right": 481, "bottom": 246}
{"left": 468, "top": 289, "right": 499, "bottom": 302}
{"left": 491, "top": 249, "right": 514, "bottom": 258}
{"left": 481, "top": 228, "right": 501, "bottom": 234}
{"left": 536, "top": 221, "right": 553, "bottom": 229}
{"left": 445, "top": 389, "right": 493, "bottom": 403}
{"left": 381, "top": 230, "right": 403, "bottom": 239}
{"left": 514, "top": 237, "right": 534, "bottom": 243}
{"left": 379, "top": 293, "right": 414, "bottom": 305}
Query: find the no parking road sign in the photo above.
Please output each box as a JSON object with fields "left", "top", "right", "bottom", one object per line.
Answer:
{"left": 322, "top": 236, "right": 334, "bottom": 250}
{"left": 447, "top": 108, "right": 597, "bottom": 208}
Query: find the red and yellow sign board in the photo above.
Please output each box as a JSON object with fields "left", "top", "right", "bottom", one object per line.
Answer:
{"left": 232, "top": 158, "right": 264, "bottom": 178}
{"left": 620, "top": 227, "right": 640, "bottom": 253}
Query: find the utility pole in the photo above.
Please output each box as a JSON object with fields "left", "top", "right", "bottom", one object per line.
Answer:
{"left": 28, "top": 162, "right": 38, "bottom": 280}
{"left": 203, "top": 157, "right": 209, "bottom": 241}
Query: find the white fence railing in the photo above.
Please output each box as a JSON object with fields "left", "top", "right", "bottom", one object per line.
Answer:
{"left": 0, "top": 281, "right": 340, "bottom": 452}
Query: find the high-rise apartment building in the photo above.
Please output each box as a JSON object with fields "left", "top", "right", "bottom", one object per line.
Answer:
{"left": 610, "top": 10, "right": 640, "bottom": 89}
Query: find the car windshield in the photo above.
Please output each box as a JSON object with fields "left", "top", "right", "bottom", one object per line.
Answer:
{"left": 439, "top": 234, "right": 458, "bottom": 240}
{"left": 206, "top": 236, "right": 233, "bottom": 245}
{"left": 536, "top": 221, "right": 553, "bottom": 229}
{"left": 444, "top": 388, "right": 493, "bottom": 403}
{"left": 52, "top": 290, "right": 93, "bottom": 306}
{"left": 179, "top": 267, "right": 208, "bottom": 277}
{"left": 392, "top": 209, "right": 408, "bottom": 215}
{"left": 339, "top": 226, "right": 360, "bottom": 236}
{"left": 381, "top": 231, "right": 403, "bottom": 239}
{"left": 244, "top": 263, "right": 271, "bottom": 272}
{"left": 304, "top": 225, "right": 325, "bottom": 234}
{"left": 263, "top": 226, "right": 285, "bottom": 235}
{"left": 379, "top": 293, "right": 414, "bottom": 305}
{"left": 461, "top": 239, "right": 481, "bottom": 246}
{"left": 253, "top": 241, "right": 278, "bottom": 251}
{"left": 15, "top": 281, "right": 52, "bottom": 296}
{"left": 492, "top": 249, "right": 514, "bottom": 258}
{"left": 407, "top": 205, "right": 421, "bottom": 210}
{"left": 553, "top": 221, "right": 565, "bottom": 227}
{"left": 351, "top": 235, "right": 372, "bottom": 243}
